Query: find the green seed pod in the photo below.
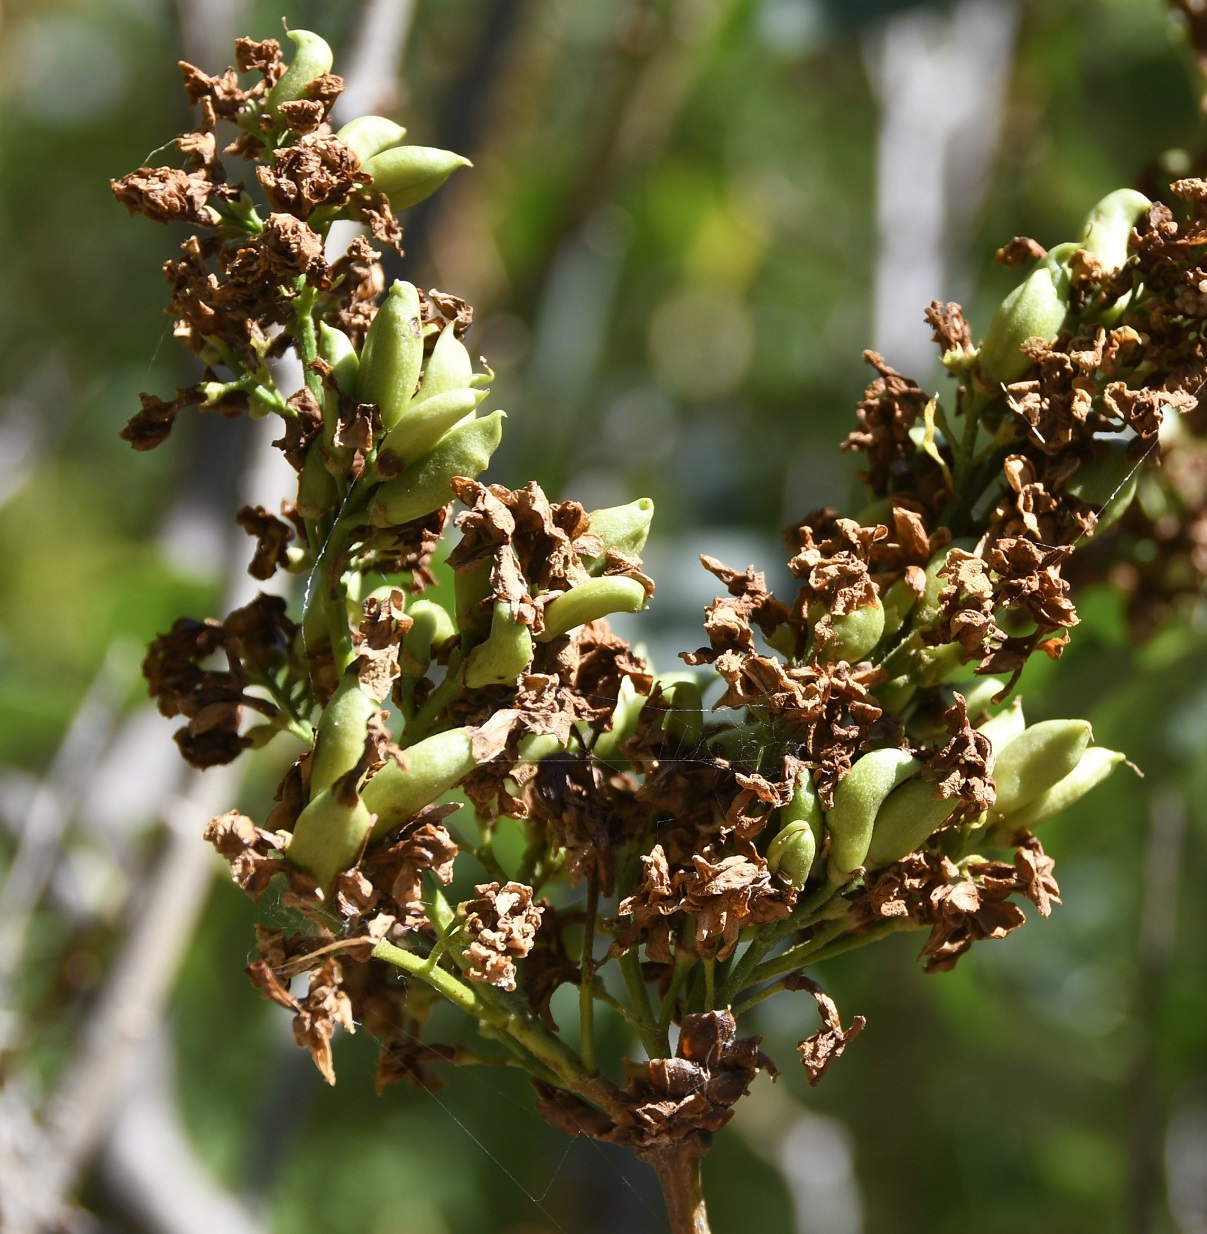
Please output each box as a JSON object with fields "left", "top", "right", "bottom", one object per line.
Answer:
{"left": 865, "top": 779, "right": 960, "bottom": 869}
{"left": 591, "top": 675, "right": 647, "bottom": 765}
{"left": 368, "top": 410, "right": 504, "bottom": 527}
{"left": 463, "top": 600, "right": 534, "bottom": 688}
{"left": 287, "top": 790, "right": 374, "bottom": 893}
{"left": 376, "top": 387, "right": 484, "bottom": 471}
{"left": 537, "top": 576, "right": 649, "bottom": 641}
{"left": 875, "top": 674, "right": 918, "bottom": 715}
{"left": 517, "top": 732, "right": 563, "bottom": 766}
{"left": 782, "top": 766, "right": 825, "bottom": 853}
{"left": 336, "top": 115, "right": 408, "bottom": 162}
{"left": 267, "top": 30, "right": 334, "bottom": 115}
{"left": 454, "top": 563, "right": 494, "bottom": 639}
{"left": 826, "top": 748, "right": 922, "bottom": 881}
{"left": 298, "top": 442, "right": 339, "bottom": 517}
{"left": 417, "top": 324, "right": 475, "bottom": 402}
{"left": 660, "top": 677, "right": 704, "bottom": 747}
{"left": 990, "top": 719, "right": 1093, "bottom": 819}
{"left": 977, "top": 696, "right": 1026, "bottom": 751}
{"left": 993, "top": 746, "right": 1126, "bottom": 835}
{"left": 400, "top": 599, "right": 457, "bottom": 677}
{"left": 310, "top": 670, "right": 376, "bottom": 793}
{"left": 979, "top": 262, "right": 1070, "bottom": 387}
{"left": 363, "top": 727, "right": 477, "bottom": 839}
{"left": 1080, "top": 188, "right": 1151, "bottom": 274}
{"left": 360, "top": 145, "right": 472, "bottom": 211}
{"left": 358, "top": 280, "right": 424, "bottom": 431}
{"left": 766, "top": 821, "right": 817, "bottom": 889}
{"left": 816, "top": 596, "right": 886, "bottom": 664}
{"left": 582, "top": 498, "right": 655, "bottom": 575}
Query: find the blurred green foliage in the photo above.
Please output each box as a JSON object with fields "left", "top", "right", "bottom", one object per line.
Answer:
{"left": 1, "top": 0, "right": 1205, "bottom": 1231}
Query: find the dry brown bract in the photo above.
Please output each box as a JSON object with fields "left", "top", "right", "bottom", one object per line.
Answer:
{"left": 461, "top": 881, "right": 544, "bottom": 990}
{"left": 922, "top": 693, "right": 995, "bottom": 822}
{"left": 842, "top": 352, "right": 930, "bottom": 495}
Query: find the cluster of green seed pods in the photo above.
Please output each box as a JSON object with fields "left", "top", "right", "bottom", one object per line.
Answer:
{"left": 977, "top": 187, "right": 1150, "bottom": 388}
{"left": 760, "top": 698, "right": 1125, "bottom": 892}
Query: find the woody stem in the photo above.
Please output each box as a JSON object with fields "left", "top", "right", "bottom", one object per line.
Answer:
{"left": 642, "top": 1146, "right": 712, "bottom": 1234}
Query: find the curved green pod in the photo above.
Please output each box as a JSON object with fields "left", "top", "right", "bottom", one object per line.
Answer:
{"left": 358, "top": 280, "right": 424, "bottom": 431}
{"left": 368, "top": 411, "right": 504, "bottom": 527}
{"left": 1080, "top": 188, "right": 1150, "bottom": 274}
{"left": 582, "top": 498, "right": 655, "bottom": 575}
{"left": 993, "top": 745, "right": 1125, "bottom": 833}
{"left": 537, "top": 576, "right": 648, "bottom": 641}
{"left": 826, "top": 748, "right": 922, "bottom": 880}
{"left": 990, "top": 719, "right": 1093, "bottom": 818}
{"left": 286, "top": 790, "right": 374, "bottom": 893}
{"left": 360, "top": 145, "right": 472, "bottom": 211}
{"left": 336, "top": 115, "right": 408, "bottom": 163}
{"left": 298, "top": 443, "right": 339, "bottom": 517}
{"left": 865, "top": 778, "right": 961, "bottom": 869}
{"left": 310, "top": 671, "right": 376, "bottom": 793}
{"left": 956, "top": 677, "right": 1009, "bottom": 722}
{"left": 766, "top": 821, "right": 817, "bottom": 889}
{"left": 659, "top": 676, "right": 704, "bottom": 747}
{"left": 377, "top": 387, "right": 484, "bottom": 470}
{"left": 400, "top": 599, "right": 457, "bottom": 676}
{"left": 782, "top": 766, "right": 824, "bottom": 850}
{"left": 463, "top": 600, "right": 534, "bottom": 688}
{"left": 363, "top": 727, "right": 477, "bottom": 838}
{"left": 266, "top": 29, "right": 334, "bottom": 115}
{"left": 979, "top": 261, "right": 1070, "bottom": 386}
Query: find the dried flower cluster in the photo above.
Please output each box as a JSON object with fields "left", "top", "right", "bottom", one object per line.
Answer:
{"left": 114, "top": 28, "right": 1206, "bottom": 1234}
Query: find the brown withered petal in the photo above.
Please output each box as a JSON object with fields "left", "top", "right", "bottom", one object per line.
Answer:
{"left": 994, "top": 236, "right": 1046, "bottom": 267}
{"left": 461, "top": 881, "right": 544, "bottom": 991}
{"left": 841, "top": 352, "right": 929, "bottom": 494}
{"left": 257, "top": 133, "right": 367, "bottom": 218}
{"left": 924, "top": 301, "right": 974, "bottom": 355}
{"left": 121, "top": 386, "right": 204, "bottom": 451}
{"left": 922, "top": 693, "right": 995, "bottom": 821}
{"left": 111, "top": 166, "right": 215, "bottom": 226}
{"left": 793, "top": 976, "right": 867, "bottom": 1086}
{"left": 235, "top": 505, "right": 295, "bottom": 580}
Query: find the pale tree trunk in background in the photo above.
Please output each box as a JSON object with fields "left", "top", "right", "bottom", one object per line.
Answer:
{"left": 865, "top": 0, "right": 1020, "bottom": 376}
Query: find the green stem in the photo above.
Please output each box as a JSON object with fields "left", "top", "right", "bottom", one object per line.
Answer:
{"left": 746, "top": 917, "right": 851, "bottom": 986}
{"left": 658, "top": 954, "right": 692, "bottom": 1036}
{"left": 702, "top": 957, "right": 716, "bottom": 1009}
{"left": 405, "top": 652, "right": 466, "bottom": 742}
{"left": 618, "top": 945, "right": 665, "bottom": 1058}
{"left": 294, "top": 281, "right": 324, "bottom": 403}
{"left": 579, "top": 876, "right": 600, "bottom": 1073}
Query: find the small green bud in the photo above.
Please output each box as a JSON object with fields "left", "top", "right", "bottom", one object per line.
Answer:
{"left": 318, "top": 322, "right": 359, "bottom": 392}
{"left": 991, "top": 746, "right": 1126, "bottom": 836}
{"left": 979, "top": 262, "right": 1070, "bottom": 386}
{"left": 376, "top": 387, "right": 484, "bottom": 471}
{"left": 310, "top": 670, "right": 377, "bottom": 794}
{"left": 781, "top": 766, "right": 825, "bottom": 858}
{"left": 816, "top": 596, "right": 885, "bottom": 664}
{"left": 463, "top": 600, "right": 534, "bottom": 688}
{"left": 363, "top": 727, "right": 477, "bottom": 838}
{"left": 825, "top": 748, "right": 921, "bottom": 880}
{"left": 368, "top": 410, "right": 504, "bottom": 527}
{"left": 360, "top": 145, "right": 472, "bottom": 211}
{"left": 582, "top": 498, "right": 655, "bottom": 575}
{"left": 417, "top": 324, "right": 475, "bottom": 402}
{"left": 336, "top": 115, "right": 408, "bottom": 162}
{"left": 1080, "top": 188, "right": 1150, "bottom": 274}
{"left": 400, "top": 600, "right": 457, "bottom": 677}
{"left": 990, "top": 719, "right": 1093, "bottom": 818}
{"left": 267, "top": 30, "right": 334, "bottom": 115}
{"left": 358, "top": 280, "right": 424, "bottom": 431}
{"left": 865, "top": 778, "right": 960, "bottom": 869}
{"left": 287, "top": 789, "right": 374, "bottom": 892}
{"left": 977, "top": 695, "right": 1026, "bottom": 751}
{"left": 537, "top": 576, "right": 648, "bottom": 641}
{"left": 767, "top": 821, "right": 817, "bottom": 889}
